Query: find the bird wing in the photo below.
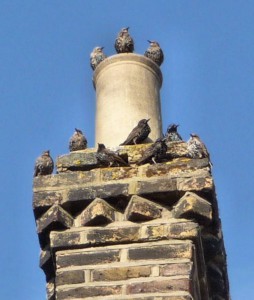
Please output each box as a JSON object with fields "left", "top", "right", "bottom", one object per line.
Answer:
{"left": 106, "top": 149, "right": 128, "bottom": 166}
{"left": 120, "top": 126, "right": 140, "bottom": 145}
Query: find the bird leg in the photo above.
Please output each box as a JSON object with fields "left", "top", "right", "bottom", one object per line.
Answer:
{"left": 152, "top": 157, "right": 157, "bottom": 164}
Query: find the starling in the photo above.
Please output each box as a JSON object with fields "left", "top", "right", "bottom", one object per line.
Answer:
{"left": 90, "top": 46, "right": 107, "bottom": 70}
{"left": 120, "top": 119, "right": 151, "bottom": 145}
{"left": 137, "top": 138, "right": 168, "bottom": 165}
{"left": 34, "top": 150, "right": 54, "bottom": 177}
{"left": 187, "top": 133, "right": 212, "bottom": 164}
{"left": 96, "top": 143, "right": 129, "bottom": 167}
{"left": 69, "top": 128, "right": 87, "bottom": 152}
{"left": 165, "top": 124, "right": 183, "bottom": 142}
{"left": 115, "top": 27, "right": 134, "bottom": 53}
{"left": 144, "top": 40, "right": 164, "bottom": 66}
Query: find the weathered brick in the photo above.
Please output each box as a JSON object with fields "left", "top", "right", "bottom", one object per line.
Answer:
{"left": 56, "top": 270, "right": 85, "bottom": 286}
{"left": 80, "top": 198, "right": 115, "bottom": 226}
{"left": 126, "top": 277, "right": 191, "bottom": 294}
{"left": 124, "top": 195, "right": 162, "bottom": 221}
{"left": 57, "top": 284, "right": 122, "bottom": 299}
{"left": 101, "top": 167, "right": 138, "bottom": 181}
{"left": 160, "top": 262, "right": 193, "bottom": 276}
{"left": 50, "top": 230, "right": 81, "bottom": 249}
{"left": 177, "top": 176, "right": 213, "bottom": 192}
{"left": 46, "top": 278, "right": 55, "bottom": 300}
{"left": 87, "top": 226, "right": 140, "bottom": 245}
{"left": 33, "top": 191, "right": 63, "bottom": 218}
{"left": 36, "top": 205, "right": 74, "bottom": 234}
{"left": 40, "top": 247, "right": 54, "bottom": 281}
{"left": 92, "top": 265, "right": 151, "bottom": 281}
{"left": 66, "top": 182, "right": 129, "bottom": 203}
{"left": 136, "top": 177, "right": 177, "bottom": 194}
{"left": 56, "top": 151, "right": 98, "bottom": 172}
{"left": 172, "top": 192, "right": 212, "bottom": 225}
{"left": 128, "top": 242, "right": 193, "bottom": 261}
{"left": 167, "top": 221, "right": 199, "bottom": 240}
{"left": 56, "top": 250, "right": 120, "bottom": 268}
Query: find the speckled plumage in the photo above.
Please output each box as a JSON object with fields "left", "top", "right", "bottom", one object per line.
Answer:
{"left": 144, "top": 40, "right": 164, "bottom": 66}
{"left": 165, "top": 124, "right": 182, "bottom": 142}
{"left": 187, "top": 134, "right": 211, "bottom": 163}
{"left": 115, "top": 27, "right": 134, "bottom": 53}
{"left": 90, "top": 47, "right": 107, "bottom": 71}
{"left": 69, "top": 128, "right": 87, "bottom": 152}
{"left": 120, "top": 119, "right": 151, "bottom": 145}
{"left": 34, "top": 150, "right": 54, "bottom": 177}
{"left": 96, "top": 143, "right": 128, "bottom": 167}
{"left": 137, "top": 138, "right": 167, "bottom": 165}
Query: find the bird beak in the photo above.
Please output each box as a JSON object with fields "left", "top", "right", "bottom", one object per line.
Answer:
{"left": 126, "top": 26, "right": 129, "bottom": 30}
{"left": 147, "top": 40, "right": 151, "bottom": 43}
{"left": 146, "top": 118, "right": 150, "bottom": 123}
{"left": 101, "top": 47, "right": 104, "bottom": 50}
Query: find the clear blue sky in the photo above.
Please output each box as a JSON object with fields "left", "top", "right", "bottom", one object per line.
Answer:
{"left": 0, "top": 1, "right": 253, "bottom": 299}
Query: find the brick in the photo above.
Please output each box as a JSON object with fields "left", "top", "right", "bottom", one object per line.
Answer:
{"left": 56, "top": 151, "right": 98, "bottom": 172}
{"left": 40, "top": 247, "right": 54, "bottom": 281}
{"left": 126, "top": 277, "right": 191, "bottom": 294}
{"left": 124, "top": 195, "right": 162, "bottom": 221}
{"left": 50, "top": 230, "right": 81, "bottom": 249}
{"left": 101, "top": 167, "right": 138, "bottom": 181}
{"left": 143, "top": 157, "right": 209, "bottom": 178}
{"left": 66, "top": 182, "right": 129, "bottom": 203}
{"left": 80, "top": 294, "right": 193, "bottom": 300}
{"left": 160, "top": 262, "right": 193, "bottom": 276}
{"left": 56, "top": 270, "right": 85, "bottom": 286}
{"left": 36, "top": 205, "right": 74, "bottom": 234}
{"left": 33, "top": 191, "right": 63, "bottom": 218}
{"left": 177, "top": 176, "right": 213, "bottom": 192}
{"left": 56, "top": 250, "right": 120, "bottom": 268}
{"left": 128, "top": 242, "right": 193, "bottom": 261}
{"left": 57, "top": 284, "right": 122, "bottom": 299}
{"left": 172, "top": 192, "right": 212, "bottom": 225}
{"left": 33, "top": 171, "right": 98, "bottom": 190}
{"left": 92, "top": 266, "right": 151, "bottom": 281}
{"left": 87, "top": 226, "right": 140, "bottom": 245}
{"left": 46, "top": 278, "right": 55, "bottom": 300}
{"left": 167, "top": 222, "right": 199, "bottom": 240}
{"left": 80, "top": 198, "right": 115, "bottom": 226}
{"left": 136, "top": 177, "right": 177, "bottom": 194}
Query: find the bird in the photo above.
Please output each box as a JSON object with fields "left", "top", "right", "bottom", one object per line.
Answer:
{"left": 90, "top": 46, "right": 107, "bottom": 70}
{"left": 34, "top": 150, "right": 54, "bottom": 177}
{"left": 144, "top": 40, "right": 164, "bottom": 66}
{"left": 96, "top": 143, "right": 129, "bottom": 167}
{"left": 165, "top": 124, "right": 183, "bottom": 142}
{"left": 69, "top": 128, "right": 87, "bottom": 152}
{"left": 115, "top": 27, "right": 134, "bottom": 53}
{"left": 137, "top": 138, "right": 168, "bottom": 165}
{"left": 187, "top": 133, "right": 212, "bottom": 165}
{"left": 120, "top": 119, "right": 151, "bottom": 145}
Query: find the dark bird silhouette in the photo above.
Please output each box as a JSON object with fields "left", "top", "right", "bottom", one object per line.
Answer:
{"left": 90, "top": 46, "right": 107, "bottom": 70}
{"left": 165, "top": 124, "right": 183, "bottom": 142}
{"left": 69, "top": 128, "right": 87, "bottom": 152}
{"left": 144, "top": 40, "right": 164, "bottom": 66}
{"left": 96, "top": 143, "right": 129, "bottom": 167}
{"left": 34, "top": 150, "right": 54, "bottom": 177}
{"left": 187, "top": 133, "right": 212, "bottom": 165}
{"left": 115, "top": 27, "right": 134, "bottom": 53}
{"left": 137, "top": 138, "right": 168, "bottom": 165}
{"left": 120, "top": 119, "right": 151, "bottom": 145}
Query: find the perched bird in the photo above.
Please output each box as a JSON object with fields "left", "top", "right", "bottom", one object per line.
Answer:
{"left": 120, "top": 119, "right": 151, "bottom": 145}
{"left": 34, "top": 150, "right": 54, "bottom": 177}
{"left": 187, "top": 133, "right": 212, "bottom": 165}
{"left": 137, "top": 138, "right": 168, "bottom": 165}
{"left": 96, "top": 143, "right": 129, "bottom": 167}
{"left": 90, "top": 46, "right": 107, "bottom": 70}
{"left": 115, "top": 27, "right": 134, "bottom": 53}
{"left": 144, "top": 40, "right": 164, "bottom": 66}
{"left": 69, "top": 128, "right": 87, "bottom": 152}
{"left": 165, "top": 124, "right": 183, "bottom": 142}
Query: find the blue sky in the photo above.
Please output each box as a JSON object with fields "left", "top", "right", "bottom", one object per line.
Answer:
{"left": 1, "top": 1, "right": 253, "bottom": 299}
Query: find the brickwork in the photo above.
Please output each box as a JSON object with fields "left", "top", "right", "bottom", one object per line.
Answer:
{"left": 33, "top": 142, "right": 229, "bottom": 299}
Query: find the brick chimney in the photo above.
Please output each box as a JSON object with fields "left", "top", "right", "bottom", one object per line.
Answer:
{"left": 33, "top": 51, "right": 230, "bottom": 300}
